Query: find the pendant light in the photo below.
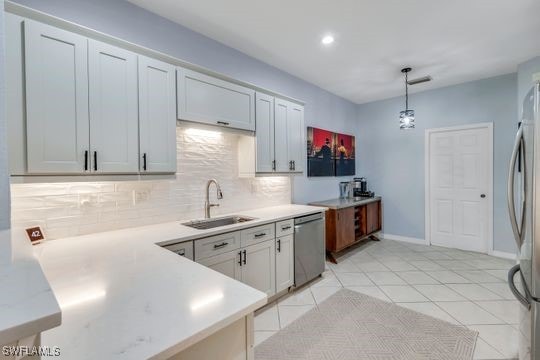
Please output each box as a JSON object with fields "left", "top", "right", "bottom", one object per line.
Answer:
{"left": 399, "top": 67, "right": 415, "bottom": 130}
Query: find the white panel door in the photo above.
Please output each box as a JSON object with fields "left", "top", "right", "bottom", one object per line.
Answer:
{"left": 24, "top": 20, "right": 89, "bottom": 173}
{"left": 275, "top": 234, "right": 294, "bottom": 292}
{"left": 177, "top": 67, "right": 255, "bottom": 131}
{"left": 241, "top": 240, "right": 276, "bottom": 296}
{"left": 89, "top": 40, "right": 139, "bottom": 173}
{"left": 288, "top": 103, "right": 305, "bottom": 172}
{"left": 429, "top": 126, "right": 491, "bottom": 253}
{"left": 138, "top": 56, "right": 177, "bottom": 173}
{"left": 274, "top": 99, "right": 290, "bottom": 172}
{"left": 255, "top": 93, "right": 275, "bottom": 172}
{"left": 197, "top": 250, "right": 242, "bottom": 281}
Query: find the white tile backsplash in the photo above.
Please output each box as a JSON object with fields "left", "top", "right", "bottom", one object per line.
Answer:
{"left": 10, "top": 127, "right": 291, "bottom": 240}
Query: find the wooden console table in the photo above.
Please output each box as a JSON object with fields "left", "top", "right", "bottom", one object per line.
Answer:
{"left": 309, "top": 197, "right": 382, "bottom": 263}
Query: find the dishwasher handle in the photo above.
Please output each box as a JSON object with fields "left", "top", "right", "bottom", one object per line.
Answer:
{"left": 295, "top": 213, "right": 324, "bottom": 226}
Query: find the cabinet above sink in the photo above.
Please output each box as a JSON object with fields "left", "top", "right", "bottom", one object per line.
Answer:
{"left": 177, "top": 67, "right": 256, "bottom": 131}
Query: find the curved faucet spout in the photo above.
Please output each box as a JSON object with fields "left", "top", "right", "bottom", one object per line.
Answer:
{"left": 205, "top": 179, "right": 223, "bottom": 219}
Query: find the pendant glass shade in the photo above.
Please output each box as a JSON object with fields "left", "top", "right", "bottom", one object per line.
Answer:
{"left": 399, "top": 109, "right": 415, "bottom": 130}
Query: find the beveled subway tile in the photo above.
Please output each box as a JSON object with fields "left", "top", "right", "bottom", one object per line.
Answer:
{"left": 11, "top": 183, "right": 70, "bottom": 197}
{"left": 10, "top": 133, "right": 291, "bottom": 239}
{"left": 68, "top": 182, "right": 114, "bottom": 194}
{"left": 9, "top": 196, "right": 46, "bottom": 209}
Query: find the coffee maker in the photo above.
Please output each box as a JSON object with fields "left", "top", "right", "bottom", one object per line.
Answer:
{"left": 351, "top": 177, "right": 374, "bottom": 198}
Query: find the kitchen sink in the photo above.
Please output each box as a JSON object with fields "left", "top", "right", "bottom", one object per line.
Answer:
{"left": 182, "top": 215, "right": 256, "bottom": 230}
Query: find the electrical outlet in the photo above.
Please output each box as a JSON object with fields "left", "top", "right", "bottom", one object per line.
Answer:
{"left": 134, "top": 190, "right": 150, "bottom": 203}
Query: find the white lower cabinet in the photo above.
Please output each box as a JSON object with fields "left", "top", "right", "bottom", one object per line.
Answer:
{"left": 195, "top": 220, "right": 296, "bottom": 298}
{"left": 241, "top": 240, "right": 276, "bottom": 297}
{"left": 197, "top": 239, "right": 276, "bottom": 297}
{"left": 197, "top": 250, "right": 242, "bottom": 281}
{"left": 275, "top": 234, "right": 294, "bottom": 293}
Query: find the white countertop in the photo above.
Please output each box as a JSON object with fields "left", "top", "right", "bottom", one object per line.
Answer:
{"left": 0, "top": 229, "right": 61, "bottom": 345}
{"left": 33, "top": 204, "right": 325, "bottom": 359}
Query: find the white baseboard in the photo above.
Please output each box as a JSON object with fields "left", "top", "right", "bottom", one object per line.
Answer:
{"left": 381, "top": 233, "right": 428, "bottom": 246}
{"left": 489, "top": 250, "right": 517, "bottom": 261}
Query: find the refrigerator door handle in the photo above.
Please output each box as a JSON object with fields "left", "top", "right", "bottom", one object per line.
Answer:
{"left": 508, "top": 264, "right": 531, "bottom": 310}
{"left": 507, "top": 126, "right": 526, "bottom": 249}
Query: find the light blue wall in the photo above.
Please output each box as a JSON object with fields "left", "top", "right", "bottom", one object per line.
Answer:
{"left": 518, "top": 57, "right": 540, "bottom": 113}
{"left": 357, "top": 74, "right": 518, "bottom": 253}
{"left": 0, "top": 0, "right": 10, "bottom": 230}
{"left": 10, "top": 0, "right": 359, "bottom": 204}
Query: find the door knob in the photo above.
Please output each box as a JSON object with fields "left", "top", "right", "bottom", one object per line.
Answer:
{"left": 480, "top": 194, "right": 486, "bottom": 198}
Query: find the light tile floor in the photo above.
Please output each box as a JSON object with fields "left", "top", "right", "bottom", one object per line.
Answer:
{"left": 254, "top": 238, "right": 519, "bottom": 360}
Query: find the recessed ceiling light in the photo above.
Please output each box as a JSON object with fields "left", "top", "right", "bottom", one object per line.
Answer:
{"left": 321, "top": 35, "right": 334, "bottom": 45}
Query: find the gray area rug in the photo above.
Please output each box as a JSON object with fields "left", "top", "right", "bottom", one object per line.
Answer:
{"left": 255, "top": 289, "right": 478, "bottom": 360}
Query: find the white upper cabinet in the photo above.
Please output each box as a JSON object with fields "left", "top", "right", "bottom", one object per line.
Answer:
{"left": 287, "top": 102, "right": 305, "bottom": 172}
{"left": 177, "top": 67, "right": 255, "bottom": 131}
{"left": 138, "top": 56, "right": 177, "bottom": 173}
{"left": 241, "top": 95, "right": 305, "bottom": 175}
{"left": 255, "top": 93, "right": 275, "bottom": 172}
{"left": 89, "top": 40, "right": 139, "bottom": 173}
{"left": 274, "top": 99, "right": 291, "bottom": 172}
{"left": 24, "top": 20, "right": 90, "bottom": 174}
{"left": 274, "top": 98, "right": 304, "bottom": 173}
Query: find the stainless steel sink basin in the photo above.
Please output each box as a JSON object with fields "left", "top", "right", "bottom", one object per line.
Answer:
{"left": 182, "top": 215, "right": 256, "bottom": 230}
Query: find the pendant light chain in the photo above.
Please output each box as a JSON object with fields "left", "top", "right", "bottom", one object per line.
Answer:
{"left": 405, "top": 71, "right": 409, "bottom": 110}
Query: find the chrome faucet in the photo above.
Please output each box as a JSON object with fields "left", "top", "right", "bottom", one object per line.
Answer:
{"left": 204, "top": 179, "right": 223, "bottom": 219}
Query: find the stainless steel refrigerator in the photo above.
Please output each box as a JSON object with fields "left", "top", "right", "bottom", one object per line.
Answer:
{"left": 508, "top": 81, "right": 540, "bottom": 360}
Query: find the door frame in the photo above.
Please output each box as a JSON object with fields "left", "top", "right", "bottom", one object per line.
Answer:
{"left": 424, "top": 122, "right": 494, "bottom": 254}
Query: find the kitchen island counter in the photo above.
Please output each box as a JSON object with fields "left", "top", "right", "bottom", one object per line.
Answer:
{"left": 33, "top": 204, "right": 325, "bottom": 359}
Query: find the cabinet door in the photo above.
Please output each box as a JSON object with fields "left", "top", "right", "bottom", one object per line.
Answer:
{"left": 274, "top": 99, "right": 290, "bottom": 172}
{"left": 24, "top": 20, "right": 89, "bottom": 174}
{"left": 255, "top": 93, "right": 275, "bottom": 172}
{"left": 138, "top": 56, "right": 177, "bottom": 173}
{"left": 89, "top": 40, "right": 139, "bottom": 173}
{"left": 197, "top": 250, "right": 242, "bottom": 281}
{"left": 336, "top": 207, "right": 356, "bottom": 251}
{"left": 276, "top": 234, "right": 294, "bottom": 292}
{"left": 366, "top": 201, "right": 382, "bottom": 234}
{"left": 287, "top": 103, "right": 304, "bottom": 172}
{"left": 177, "top": 67, "right": 255, "bottom": 131}
{"left": 241, "top": 240, "right": 276, "bottom": 296}
{"left": 274, "top": 98, "right": 304, "bottom": 173}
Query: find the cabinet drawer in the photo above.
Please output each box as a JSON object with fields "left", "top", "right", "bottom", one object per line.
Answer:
{"left": 194, "top": 231, "right": 241, "bottom": 261}
{"left": 240, "top": 224, "right": 275, "bottom": 247}
{"left": 276, "top": 219, "right": 294, "bottom": 237}
{"left": 163, "top": 240, "right": 194, "bottom": 261}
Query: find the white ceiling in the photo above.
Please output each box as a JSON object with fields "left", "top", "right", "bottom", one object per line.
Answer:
{"left": 127, "top": 0, "right": 540, "bottom": 104}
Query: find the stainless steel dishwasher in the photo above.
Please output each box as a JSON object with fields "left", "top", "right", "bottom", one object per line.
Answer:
{"left": 294, "top": 212, "right": 325, "bottom": 287}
